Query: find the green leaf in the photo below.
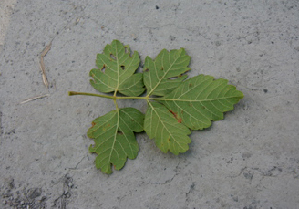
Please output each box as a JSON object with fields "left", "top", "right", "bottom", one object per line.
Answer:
{"left": 88, "top": 108, "right": 144, "bottom": 174}
{"left": 89, "top": 40, "right": 144, "bottom": 96}
{"left": 159, "top": 74, "right": 244, "bottom": 130}
{"left": 143, "top": 48, "right": 190, "bottom": 96}
{"left": 118, "top": 73, "right": 145, "bottom": 97}
{"left": 144, "top": 101, "right": 191, "bottom": 155}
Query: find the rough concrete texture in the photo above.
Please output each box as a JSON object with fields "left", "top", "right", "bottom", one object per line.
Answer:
{"left": 1, "top": 0, "right": 299, "bottom": 208}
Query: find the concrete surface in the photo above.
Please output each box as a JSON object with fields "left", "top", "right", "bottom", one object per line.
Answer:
{"left": 1, "top": 0, "right": 299, "bottom": 208}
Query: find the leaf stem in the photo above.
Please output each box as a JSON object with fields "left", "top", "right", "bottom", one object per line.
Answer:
{"left": 68, "top": 91, "right": 149, "bottom": 100}
{"left": 113, "top": 99, "right": 119, "bottom": 110}
{"left": 68, "top": 91, "right": 115, "bottom": 99}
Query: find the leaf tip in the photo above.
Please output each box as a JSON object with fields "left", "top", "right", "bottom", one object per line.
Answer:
{"left": 179, "top": 47, "right": 186, "bottom": 53}
{"left": 239, "top": 91, "right": 244, "bottom": 99}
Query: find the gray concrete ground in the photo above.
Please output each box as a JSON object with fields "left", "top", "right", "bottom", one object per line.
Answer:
{"left": 1, "top": 0, "right": 299, "bottom": 208}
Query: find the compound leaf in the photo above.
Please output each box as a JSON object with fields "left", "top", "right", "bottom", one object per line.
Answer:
{"left": 88, "top": 108, "right": 144, "bottom": 174}
{"left": 159, "top": 74, "right": 244, "bottom": 130}
{"left": 69, "top": 41, "right": 244, "bottom": 173}
{"left": 89, "top": 40, "right": 144, "bottom": 96}
{"left": 143, "top": 48, "right": 190, "bottom": 96}
{"left": 144, "top": 101, "right": 191, "bottom": 155}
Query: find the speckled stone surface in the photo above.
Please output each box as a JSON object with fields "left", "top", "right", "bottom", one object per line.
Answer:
{"left": 0, "top": 1, "right": 299, "bottom": 208}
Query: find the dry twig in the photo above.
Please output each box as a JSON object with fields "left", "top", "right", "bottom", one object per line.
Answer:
{"left": 19, "top": 94, "right": 49, "bottom": 104}
{"left": 39, "top": 41, "right": 52, "bottom": 88}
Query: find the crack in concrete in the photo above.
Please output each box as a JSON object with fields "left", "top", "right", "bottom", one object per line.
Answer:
{"left": 149, "top": 162, "right": 181, "bottom": 185}
{"left": 0, "top": 111, "right": 3, "bottom": 136}
{"left": 68, "top": 156, "right": 86, "bottom": 171}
